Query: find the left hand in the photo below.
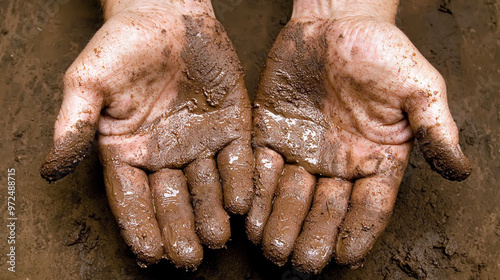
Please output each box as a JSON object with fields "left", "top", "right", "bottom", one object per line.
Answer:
{"left": 246, "top": 2, "right": 471, "bottom": 273}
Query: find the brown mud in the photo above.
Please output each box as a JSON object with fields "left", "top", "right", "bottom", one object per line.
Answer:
{"left": 1, "top": 0, "right": 499, "bottom": 279}
{"left": 149, "top": 168, "right": 203, "bottom": 269}
{"left": 246, "top": 148, "right": 285, "bottom": 245}
{"left": 40, "top": 120, "right": 97, "bottom": 182}
{"left": 179, "top": 15, "right": 244, "bottom": 112}
{"left": 415, "top": 125, "right": 472, "bottom": 181}
{"left": 185, "top": 158, "right": 231, "bottom": 249}
{"left": 262, "top": 165, "right": 316, "bottom": 266}
{"left": 292, "top": 178, "right": 352, "bottom": 274}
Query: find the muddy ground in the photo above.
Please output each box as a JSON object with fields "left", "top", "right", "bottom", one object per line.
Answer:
{"left": 1, "top": 0, "right": 499, "bottom": 279}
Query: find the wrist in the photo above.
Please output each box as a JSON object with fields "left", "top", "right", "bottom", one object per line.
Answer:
{"left": 291, "top": 0, "right": 399, "bottom": 23}
{"left": 102, "top": 0, "right": 215, "bottom": 20}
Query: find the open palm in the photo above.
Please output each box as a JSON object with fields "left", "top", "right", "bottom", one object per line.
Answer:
{"left": 247, "top": 17, "right": 470, "bottom": 273}
{"left": 41, "top": 7, "right": 253, "bottom": 269}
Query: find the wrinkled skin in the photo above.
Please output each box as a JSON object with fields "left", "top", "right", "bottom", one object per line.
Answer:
{"left": 246, "top": 16, "right": 471, "bottom": 273}
{"left": 40, "top": 3, "right": 253, "bottom": 269}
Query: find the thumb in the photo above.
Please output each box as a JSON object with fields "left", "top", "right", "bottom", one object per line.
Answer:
{"left": 41, "top": 73, "right": 103, "bottom": 182}
{"left": 405, "top": 76, "right": 471, "bottom": 181}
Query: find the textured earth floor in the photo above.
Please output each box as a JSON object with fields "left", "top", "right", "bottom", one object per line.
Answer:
{"left": 1, "top": 0, "right": 499, "bottom": 279}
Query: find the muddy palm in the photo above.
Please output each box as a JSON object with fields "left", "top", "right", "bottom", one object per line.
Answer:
{"left": 40, "top": 0, "right": 253, "bottom": 269}
{"left": 246, "top": 1, "right": 471, "bottom": 274}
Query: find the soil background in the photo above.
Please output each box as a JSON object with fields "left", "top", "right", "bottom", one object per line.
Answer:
{"left": 1, "top": 0, "right": 499, "bottom": 279}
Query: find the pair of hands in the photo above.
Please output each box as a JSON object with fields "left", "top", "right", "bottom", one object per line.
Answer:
{"left": 40, "top": 0, "right": 470, "bottom": 274}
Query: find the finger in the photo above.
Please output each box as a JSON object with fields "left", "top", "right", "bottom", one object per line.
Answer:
{"left": 102, "top": 161, "right": 163, "bottom": 266}
{"left": 245, "top": 148, "right": 284, "bottom": 245}
{"left": 217, "top": 137, "right": 254, "bottom": 215}
{"left": 41, "top": 75, "right": 102, "bottom": 182}
{"left": 292, "top": 178, "right": 352, "bottom": 274}
{"left": 405, "top": 77, "right": 471, "bottom": 181}
{"left": 149, "top": 168, "right": 203, "bottom": 269}
{"left": 335, "top": 174, "right": 401, "bottom": 267}
{"left": 262, "top": 165, "right": 316, "bottom": 266}
{"left": 184, "top": 158, "right": 231, "bottom": 249}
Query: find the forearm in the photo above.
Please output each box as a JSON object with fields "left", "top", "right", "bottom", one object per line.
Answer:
{"left": 292, "top": 0, "right": 399, "bottom": 22}
{"left": 101, "top": 0, "right": 215, "bottom": 20}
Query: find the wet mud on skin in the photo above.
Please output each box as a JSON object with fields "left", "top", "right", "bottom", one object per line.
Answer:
{"left": 415, "top": 126, "right": 472, "bottom": 181}
{"left": 99, "top": 14, "right": 252, "bottom": 173}
{"left": 257, "top": 21, "right": 329, "bottom": 122}
{"left": 103, "top": 162, "right": 164, "bottom": 267}
{"left": 149, "top": 168, "right": 203, "bottom": 269}
{"left": 184, "top": 158, "right": 231, "bottom": 249}
{"left": 40, "top": 120, "right": 97, "bottom": 182}
{"left": 253, "top": 19, "right": 411, "bottom": 182}
{"left": 1, "top": 0, "right": 499, "bottom": 279}
{"left": 96, "top": 12, "right": 253, "bottom": 269}
{"left": 261, "top": 165, "right": 316, "bottom": 266}
{"left": 178, "top": 15, "right": 244, "bottom": 113}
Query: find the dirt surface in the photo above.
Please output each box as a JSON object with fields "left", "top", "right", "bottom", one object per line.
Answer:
{"left": 1, "top": 0, "right": 499, "bottom": 279}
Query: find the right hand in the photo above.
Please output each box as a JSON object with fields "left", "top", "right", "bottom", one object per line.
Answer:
{"left": 41, "top": 0, "right": 253, "bottom": 269}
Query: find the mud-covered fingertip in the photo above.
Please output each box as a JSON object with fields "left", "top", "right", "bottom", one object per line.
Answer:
{"left": 334, "top": 238, "right": 365, "bottom": 269}
{"left": 415, "top": 126, "right": 472, "bottom": 182}
{"left": 291, "top": 263, "right": 319, "bottom": 275}
{"left": 197, "top": 224, "right": 231, "bottom": 250}
{"left": 225, "top": 196, "right": 252, "bottom": 216}
{"left": 335, "top": 220, "right": 378, "bottom": 269}
{"left": 166, "top": 239, "right": 203, "bottom": 270}
{"left": 169, "top": 243, "right": 204, "bottom": 271}
{"left": 262, "top": 236, "right": 291, "bottom": 267}
{"left": 40, "top": 120, "right": 96, "bottom": 182}
{"left": 135, "top": 251, "right": 164, "bottom": 269}
{"left": 245, "top": 216, "right": 263, "bottom": 245}
{"left": 128, "top": 223, "right": 164, "bottom": 269}
{"left": 40, "top": 148, "right": 87, "bottom": 182}
{"left": 421, "top": 146, "right": 472, "bottom": 182}
{"left": 40, "top": 159, "right": 71, "bottom": 183}
{"left": 291, "top": 245, "right": 328, "bottom": 275}
{"left": 133, "top": 240, "right": 165, "bottom": 268}
{"left": 263, "top": 246, "right": 289, "bottom": 267}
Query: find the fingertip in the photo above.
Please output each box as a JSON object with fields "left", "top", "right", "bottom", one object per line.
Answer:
{"left": 149, "top": 168, "right": 204, "bottom": 270}
{"left": 133, "top": 242, "right": 165, "bottom": 268}
{"left": 217, "top": 139, "right": 255, "bottom": 215}
{"left": 415, "top": 126, "right": 472, "bottom": 181}
{"left": 227, "top": 200, "right": 250, "bottom": 216}
{"left": 291, "top": 178, "right": 352, "bottom": 274}
{"left": 103, "top": 162, "right": 163, "bottom": 267}
{"left": 121, "top": 213, "right": 165, "bottom": 267}
{"left": 169, "top": 239, "right": 204, "bottom": 270}
{"left": 334, "top": 175, "right": 399, "bottom": 267}
{"left": 245, "top": 148, "right": 284, "bottom": 246}
{"left": 292, "top": 240, "right": 330, "bottom": 274}
{"left": 334, "top": 226, "right": 369, "bottom": 267}
{"left": 197, "top": 215, "right": 231, "bottom": 250}
{"left": 262, "top": 165, "right": 316, "bottom": 267}
{"left": 185, "top": 158, "right": 231, "bottom": 249}
{"left": 40, "top": 120, "right": 97, "bottom": 182}
{"left": 245, "top": 215, "right": 264, "bottom": 245}
{"left": 335, "top": 214, "right": 385, "bottom": 268}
